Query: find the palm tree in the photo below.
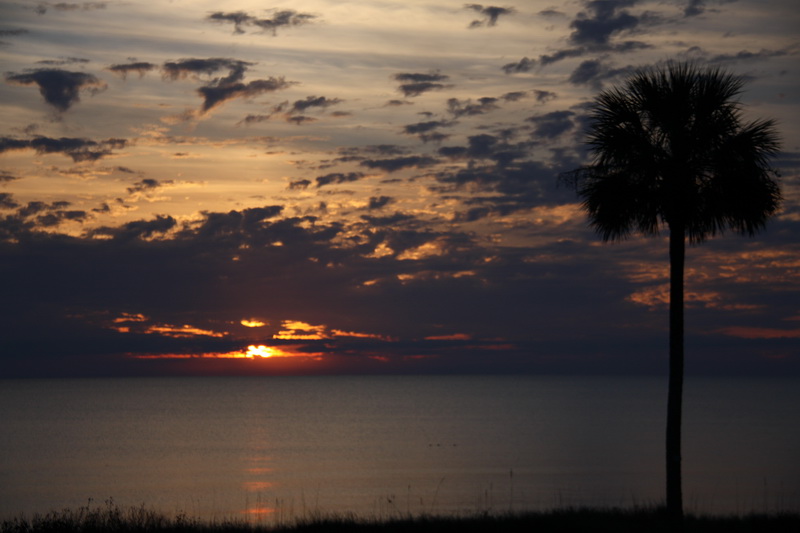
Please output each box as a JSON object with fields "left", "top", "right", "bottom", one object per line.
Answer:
{"left": 566, "top": 61, "right": 781, "bottom": 522}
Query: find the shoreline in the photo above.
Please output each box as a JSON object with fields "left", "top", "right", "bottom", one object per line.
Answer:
{"left": 3, "top": 501, "right": 799, "bottom": 532}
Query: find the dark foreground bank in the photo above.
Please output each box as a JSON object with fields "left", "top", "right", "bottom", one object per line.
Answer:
{"left": 2, "top": 502, "right": 798, "bottom": 532}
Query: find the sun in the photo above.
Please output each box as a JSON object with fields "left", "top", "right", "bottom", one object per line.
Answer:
{"left": 245, "top": 345, "right": 279, "bottom": 358}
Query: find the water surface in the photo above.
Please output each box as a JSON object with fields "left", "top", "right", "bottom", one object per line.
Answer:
{"left": 1, "top": 375, "right": 797, "bottom": 520}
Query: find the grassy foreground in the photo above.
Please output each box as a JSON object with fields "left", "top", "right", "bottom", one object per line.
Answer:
{"left": 2, "top": 500, "right": 799, "bottom": 532}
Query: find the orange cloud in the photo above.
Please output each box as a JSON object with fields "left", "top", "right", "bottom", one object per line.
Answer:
{"left": 715, "top": 327, "right": 800, "bottom": 339}
{"left": 145, "top": 324, "right": 226, "bottom": 338}
{"left": 424, "top": 333, "right": 472, "bottom": 341}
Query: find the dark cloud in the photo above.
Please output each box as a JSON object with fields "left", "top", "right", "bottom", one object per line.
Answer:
{"left": 250, "top": 96, "right": 344, "bottom": 124}
{"left": 437, "top": 133, "right": 535, "bottom": 168}
{"left": 0, "top": 199, "right": 90, "bottom": 237}
{"left": 0, "top": 193, "right": 19, "bottom": 209}
{"left": 0, "top": 29, "right": 29, "bottom": 37}
{"left": 288, "top": 179, "right": 312, "bottom": 190}
{"left": 90, "top": 214, "right": 177, "bottom": 241}
{"left": 527, "top": 110, "right": 577, "bottom": 139}
{"left": 0, "top": 170, "right": 21, "bottom": 183}
{"left": 367, "top": 196, "right": 394, "bottom": 210}
{"left": 161, "top": 58, "right": 295, "bottom": 113}
{"left": 162, "top": 58, "right": 252, "bottom": 81}
{"left": 126, "top": 178, "right": 174, "bottom": 197}
{"left": 286, "top": 115, "right": 316, "bottom": 125}
{"left": 0, "top": 136, "right": 126, "bottom": 162}
{"left": 683, "top": 0, "right": 706, "bottom": 17}
{"left": 567, "top": 59, "right": 635, "bottom": 88}
{"left": 569, "top": 0, "right": 640, "bottom": 46}
{"left": 5, "top": 68, "right": 106, "bottom": 111}
{"left": 708, "top": 47, "right": 794, "bottom": 64}
{"left": 36, "top": 57, "right": 89, "bottom": 66}
{"left": 393, "top": 72, "right": 451, "bottom": 97}
{"left": 289, "top": 96, "right": 342, "bottom": 113}
{"left": 206, "top": 11, "right": 253, "bottom": 34}
{"left": 502, "top": 1, "right": 655, "bottom": 75}
{"left": 198, "top": 77, "right": 294, "bottom": 112}
{"left": 35, "top": 2, "right": 107, "bottom": 15}
{"left": 108, "top": 61, "right": 157, "bottom": 78}
{"left": 239, "top": 114, "right": 273, "bottom": 125}
{"left": 402, "top": 120, "right": 453, "bottom": 143}
{"left": 360, "top": 156, "right": 439, "bottom": 173}
{"left": 464, "top": 4, "right": 515, "bottom": 28}
{"left": 538, "top": 9, "right": 566, "bottom": 17}
{"left": 533, "top": 90, "right": 558, "bottom": 103}
{"left": 207, "top": 9, "right": 317, "bottom": 36}
{"left": 502, "top": 57, "right": 536, "bottom": 74}
{"left": 500, "top": 91, "right": 527, "bottom": 102}
{"left": 1, "top": 197, "right": 795, "bottom": 377}
{"left": 502, "top": 42, "right": 649, "bottom": 74}
{"left": 315, "top": 172, "right": 365, "bottom": 188}
{"left": 447, "top": 97, "right": 500, "bottom": 117}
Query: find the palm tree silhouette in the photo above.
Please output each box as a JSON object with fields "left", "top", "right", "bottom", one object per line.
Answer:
{"left": 565, "top": 61, "right": 781, "bottom": 523}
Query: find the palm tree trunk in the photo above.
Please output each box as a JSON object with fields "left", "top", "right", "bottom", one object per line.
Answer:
{"left": 667, "top": 222, "right": 685, "bottom": 524}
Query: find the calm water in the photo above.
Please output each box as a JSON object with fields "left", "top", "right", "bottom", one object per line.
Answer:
{"left": 1, "top": 376, "right": 798, "bottom": 521}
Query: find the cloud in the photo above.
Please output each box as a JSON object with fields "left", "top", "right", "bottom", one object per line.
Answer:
{"left": 402, "top": 120, "right": 453, "bottom": 143}
{"left": 1, "top": 199, "right": 90, "bottom": 236}
{"left": 501, "top": 1, "right": 654, "bottom": 74}
{"left": 206, "top": 11, "right": 253, "bottom": 34}
{"left": 368, "top": 196, "right": 394, "bottom": 210}
{"left": 0, "top": 29, "right": 28, "bottom": 47}
{"left": 0, "top": 29, "right": 29, "bottom": 37}
{"left": 315, "top": 172, "right": 365, "bottom": 188}
{"left": 108, "top": 61, "right": 157, "bottom": 78}
{"left": 708, "top": 47, "right": 796, "bottom": 64}
{"left": 289, "top": 96, "right": 342, "bottom": 113}
{"left": 532, "top": 90, "right": 558, "bottom": 103}
{"left": 198, "top": 77, "right": 294, "bottom": 113}
{"left": 393, "top": 72, "right": 451, "bottom": 97}
{"left": 527, "top": 110, "right": 577, "bottom": 139}
{"left": 206, "top": 9, "right": 317, "bottom": 36}
{"left": 36, "top": 57, "right": 89, "bottom": 66}
{"left": 5, "top": 68, "right": 106, "bottom": 111}
{"left": 162, "top": 58, "right": 251, "bottom": 81}
{"left": 0, "top": 170, "right": 21, "bottom": 183}
{"left": 288, "top": 179, "right": 312, "bottom": 190}
{"left": 447, "top": 97, "right": 500, "bottom": 117}
{"left": 0, "top": 136, "right": 126, "bottom": 162}
{"left": 249, "top": 96, "right": 344, "bottom": 124}
{"left": 464, "top": 4, "right": 515, "bottom": 28}
{"left": 127, "top": 178, "right": 163, "bottom": 194}
{"left": 359, "top": 155, "right": 439, "bottom": 173}
{"left": 35, "top": 2, "right": 107, "bottom": 15}
{"left": 0, "top": 193, "right": 19, "bottom": 209}
{"left": 569, "top": 0, "right": 640, "bottom": 46}
{"left": 161, "top": 58, "right": 295, "bottom": 113}
{"left": 567, "top": 59, "right": 635, "bottom": 88}
{"left": 125, "top": 178, "right": 176, "bottom": 202}
{"left": 90, "top": 214, "right": 177, "bottom": 241}
{"left": 683, "top": 0, "right": 706, "bottom": 17}
{"left": 2, "top": 196, "right": 796, "bottom": 376}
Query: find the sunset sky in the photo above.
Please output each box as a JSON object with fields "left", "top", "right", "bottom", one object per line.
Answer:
{"left": 1, "top": 0, "right": 798, "bottom": 377}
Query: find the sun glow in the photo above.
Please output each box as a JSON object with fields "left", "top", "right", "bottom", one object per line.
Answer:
{"left": 245, "top": 344, "right": 279, "bottom": 358}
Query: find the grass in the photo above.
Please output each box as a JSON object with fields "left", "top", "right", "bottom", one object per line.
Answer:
{"left": 2, "top": 499, "right": 799, "bottom": 532}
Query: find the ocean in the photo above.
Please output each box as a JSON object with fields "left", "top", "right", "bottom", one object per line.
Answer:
{"left": 1, "top": 375, "right": 798, "bottom": 521}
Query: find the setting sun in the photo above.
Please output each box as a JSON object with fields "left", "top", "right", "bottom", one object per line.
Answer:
{"left": 245, "top": 345, "right": 279, "bottom": 358}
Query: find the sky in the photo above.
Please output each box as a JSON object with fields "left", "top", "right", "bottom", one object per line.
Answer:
{"left": 1, "top": 0, "right": 798, "bottom": 377}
